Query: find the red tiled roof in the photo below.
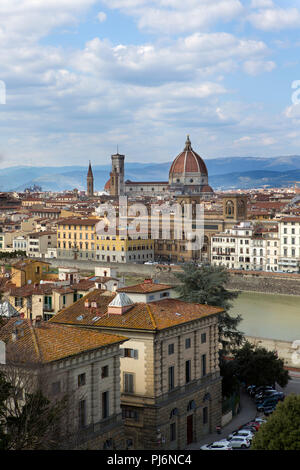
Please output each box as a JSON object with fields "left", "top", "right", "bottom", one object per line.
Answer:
{"left": 169, "top": 137, "right": 208, "bottom": 176}
{"left": 0, "top": 318, "right": 127, "bottom": 363}
{"left": 49, "top": 289, "right": 223, "bottom": 331}
{"left": 117, "top": 281, "right": 171, "bottom": 294}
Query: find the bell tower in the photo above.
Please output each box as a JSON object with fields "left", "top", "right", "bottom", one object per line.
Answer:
{"left": 110, "top": 153, "right": 125, "bottom": 196}
{"left": 223, "top": 194, "right": 248, "bottom": 223}
{"left": 87, "top": 161, "right": 94, "bottom": 197}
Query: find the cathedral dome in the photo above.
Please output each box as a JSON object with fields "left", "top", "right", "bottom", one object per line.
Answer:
{"left": 169, "top": 136, "right": 208, "bottom": 178}
{"left": 104, "top": 178, "right": 111, "bottom": 191}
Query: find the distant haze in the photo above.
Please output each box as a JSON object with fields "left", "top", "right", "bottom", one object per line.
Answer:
{"left": 3, "top": 155, "right": 300, "bottom": 192}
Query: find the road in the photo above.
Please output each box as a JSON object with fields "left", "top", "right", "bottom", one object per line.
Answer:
{"left": 186, "top": 374, "right": 300, "bottom": 450}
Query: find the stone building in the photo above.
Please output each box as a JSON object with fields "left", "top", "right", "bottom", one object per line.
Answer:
{"left": 104, "top": 136, "right": 214, "bottom": 199}
{"left": 87, "top": 161, "right": 94, "bottom": 198}
{"left": 50, "top": 283, "right": 223, "bottom": 450}
{"left": 0, "top": 317, "right": 127, "bottom": 450}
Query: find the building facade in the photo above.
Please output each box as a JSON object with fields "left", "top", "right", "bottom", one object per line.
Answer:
{"left": 50, "top": 286, "right": 223, "bottom": 450}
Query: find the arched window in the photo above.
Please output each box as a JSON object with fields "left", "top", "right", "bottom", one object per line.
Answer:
{"left": 187, "top": 400, "right": 196, "bottom": 411}
{"left": 226, "top": 200, "right": 234, "bottom": 216}
{"left": 238, "top": 199, "right": 245, "bottom": 216}
{"left": 170, "top": 408, "right": 179, "bottom": 419}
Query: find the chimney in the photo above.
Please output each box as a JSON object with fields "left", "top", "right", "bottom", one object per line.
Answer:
{"left": 107, "top": 293, "right": 134, "bottom": 315}
{"left": 85, "top": 300, "right": 90, "bottom": 308}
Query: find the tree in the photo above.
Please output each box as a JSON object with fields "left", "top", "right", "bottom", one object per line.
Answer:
{"left": 0, "top": 352, "right": 69, "bottom": 450}
{"left": 252, "top": 394, "right": 300, "bottom": 450}
{"left": 233, "top": 341, "right": 290, "bottom": 388}
{"left": 0, "top": 371, "right": 12, "bottom": 449}
{"left": 174, "top": 264, "right": 244, "bottom": 350}
{"left": 219, "top": 357, "right": 240, "bottom": 398}
{"left": 4, "top": 389, "right": 67, "bottom": 450}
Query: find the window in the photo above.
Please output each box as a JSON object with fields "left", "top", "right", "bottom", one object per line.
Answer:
{"left": 124, "top": 373, "right": 134, "bottom": 393}
{"left": 168, "top": 366, "right": 175, "bottom": 391}
{"left": 201, "top": 354, "right": 207, "bottom": 377}
{"left": 168, "top": 343, "right": 174, "bottom": 355}
{"left": 201, "top": 333, "right": 207, "bottom": 344}
{"left": 78, "top": 373, "right": 86, "bottom": 387}
{"left": 14, "top": 297, "right": 23, "bottom": 308}
{"left": 79, "top": 399, "right": 86, "bottom": 428}
{"left": 103, "top": 439, "right": 113, "bottom": 449}
{"left": 102, "top": 391, "right": 109, "bottom": 419}
{"left": 203, "top": 407, "right": 208, "bottom": 424}
{"left": 185, "top": 338, "right": 191, "bottom": 349}
{"left": 122, "top": 348, "right": 138, "bottom": 359}
{"left": 185, "top": 360, "right": 191, "bottom": 384}
{"left": 170, "top": 422, "right": 176, "bottom": 442}
{"left": 51, "top": 381, "right": 61, "bottom": 395}
{"left": 122, "top": 408, "right": 139, "bottom": 421}
{"left": 101, "top": 366, "right": 109, "bottom": 378}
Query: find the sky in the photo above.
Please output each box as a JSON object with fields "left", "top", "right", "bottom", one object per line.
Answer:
{"left": 1, "top": 0, "right": 300, "bottom": 167}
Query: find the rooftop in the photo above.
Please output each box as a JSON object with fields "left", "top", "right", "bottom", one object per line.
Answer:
{"left": 50, "top": 289, "right": 223, "bottom": 331}
{"left": 117, "top": 280, "right": 172, "bottom": 294}
{"left": 0, "top": 318, "right": 127, "bottom": 363}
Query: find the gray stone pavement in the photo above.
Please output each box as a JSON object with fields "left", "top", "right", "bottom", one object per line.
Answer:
{"left": 186, "top": 388, "right": 258, "bottom": 450}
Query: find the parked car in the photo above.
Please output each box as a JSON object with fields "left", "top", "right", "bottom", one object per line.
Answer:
{"left": 240, "top": 425, "right": 258, "bottom": 434}
{"left": 257, "top": 399, "right": 278, "bottom": 412}
{"left": 253, "top": 386, "right": 274, "bottom": 398}
{"left": 238, "top": 421, "right": 260, "bottom": 432}
{"left": 249, "top": 385, "right": 273, "bottom": 397}
{"left": 263, "top": 405, "right": 276, "bottom": 416}
{"left": 227, "top": 436, "right": 251, "bottom": 449}
{"left": 254, "top": 388, "right": 277, "bottom": 400}
{"left": 247, "top": 385, "right": 256, "bottom": 395}
{"left": 228, "top": 430, "right": 254, "bottom": 441}
{"left": 200, "top": 441, "right": 233, "bottom": 450}
{"left": 245, "top": 421, "right": 261, "bottom": 431}
{"left": 254, "top": 417, "right": 267, "bottom": 424}
{"left": 255, "top": 390, "right": 277, "bottom": 403}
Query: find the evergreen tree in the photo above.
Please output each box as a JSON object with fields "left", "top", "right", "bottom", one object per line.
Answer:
{"left": 175, "top": 264, "right": 244, "bottom": 350}
{"left": 233, "top": 341, "right": 289, "bottom": 388}
{"left": 252, "top": 394, "right": 300, "bottom": 450}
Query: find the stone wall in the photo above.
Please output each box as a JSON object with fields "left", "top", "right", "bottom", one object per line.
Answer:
{"left": 227, "top": 274, "right": 300, "bottom": 296}
{"left": 245, "top": 336, "right": 298, "bottom": 369}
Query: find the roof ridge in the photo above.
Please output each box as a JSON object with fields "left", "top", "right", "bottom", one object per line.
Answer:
{"left": 29, "top": 322, "right": 42, "bottom": 362}
{"left": 146, "top": 304, "right": 157, "bottom": 330}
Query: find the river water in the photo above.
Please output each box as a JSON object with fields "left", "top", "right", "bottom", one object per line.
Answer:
{"left": 230, "top": 291, "right": 300, "bottom": 342}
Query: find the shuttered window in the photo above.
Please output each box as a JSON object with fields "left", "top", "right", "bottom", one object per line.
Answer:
{"left": 124, "top": 373, "right": 134, "bottom": 393}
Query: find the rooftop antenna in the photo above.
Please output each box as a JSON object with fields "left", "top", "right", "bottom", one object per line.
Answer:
{"left": 117, "top": 144, "right": 119, "bottom": 154}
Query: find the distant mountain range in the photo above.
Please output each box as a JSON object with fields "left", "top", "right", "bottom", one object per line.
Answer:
{"left": 2, "top": 155, "right": 300, "bottom": 192}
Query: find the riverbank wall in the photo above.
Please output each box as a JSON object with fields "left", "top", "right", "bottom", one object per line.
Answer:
{"left": 245, "top": 335, "right": 299, "bottom": 370}
{"left": 7, "top": 258, "right": 300, "bottom": 295}
{"left": 227, "top": 273, "right": 300, "bottom": 296}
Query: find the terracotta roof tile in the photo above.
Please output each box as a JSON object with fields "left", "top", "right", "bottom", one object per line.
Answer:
{"left": 49, "top": 289, "right": 223, "bottom": 331}
{"left": 0, "top": 318, "right": 127, "bottom": 363}
{"left": 117, "top": 281, "right": 172, "bottom": 294}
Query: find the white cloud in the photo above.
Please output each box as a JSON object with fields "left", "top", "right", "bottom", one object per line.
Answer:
{"left": 248, "top": 7, "right": 300, "bottom": 31}
{"left": 234, "top": 136, "right": 252, "bottom": 144}
{"left": 71, "top": 33, "right": 269, "bottom": 85}
{"left": 243, "top": 59, "right": 276, "bottom": 76}
{"left": 261, "top": 136, "right": 276, "bottom": 145}
{"left": 97, "top": 11, "right": 107, "bottom": 23}
{"left": 101, "top": 0, "right": 243, "bottom": 34}
{"left": 250, "top": 0, "right": 274, "bottom": 8}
